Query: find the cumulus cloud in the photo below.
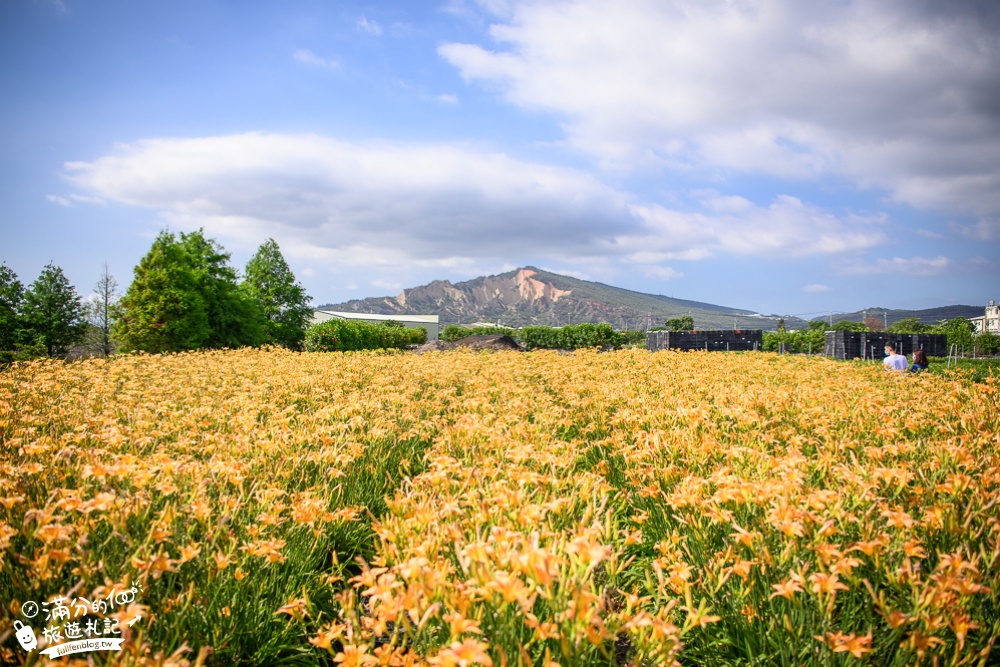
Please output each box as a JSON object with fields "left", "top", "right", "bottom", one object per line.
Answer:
{"left": 439, "top": 0, "right": 1000, "bottom": 217}
{"left": 62, "top": 133, "right": 889, "bottom": 270}
{"left": 803, "top": 284, "right": 831, "bottom": 293}
{"left": 626, "top": 194, "right": 885, "bottom": 260}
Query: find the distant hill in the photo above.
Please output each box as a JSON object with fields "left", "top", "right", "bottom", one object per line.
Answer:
{"left": 813, "top": 305, "right": 984, "bottom": 327}
{"left": 316, "top": 266, "right": 808, "bottom": 330}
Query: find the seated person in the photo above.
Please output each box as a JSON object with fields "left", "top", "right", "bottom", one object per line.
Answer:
{"left": 910, "top": 349, "right": 929, "bottom": 372}
{"left": 883, "top": 342, "right": 908, "bottom": 372}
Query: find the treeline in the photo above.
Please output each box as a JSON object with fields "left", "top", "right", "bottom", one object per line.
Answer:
{"left": 0, "top": 231, "right": 312, "bottom": 363}
{"left": 440, "top": 322, "right": 636, "bottom": 350}
{"left": 761, "top": 317, "right": 998, "bottom": 355}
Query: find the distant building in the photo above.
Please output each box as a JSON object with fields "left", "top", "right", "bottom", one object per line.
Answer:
{"left": 969, "top": 300, "right": 1000, "bottom": 334}
{"left": 311, "top": 310, "right": 440, "bottom": 341}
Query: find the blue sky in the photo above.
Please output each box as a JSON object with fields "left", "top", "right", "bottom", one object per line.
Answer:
{"left": 2, "top": 0, "right": 998, "bottom": 319}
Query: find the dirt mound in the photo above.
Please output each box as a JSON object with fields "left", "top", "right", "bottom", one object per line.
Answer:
{"left": 413, "top": 334, "right": 523, "bottom": 354}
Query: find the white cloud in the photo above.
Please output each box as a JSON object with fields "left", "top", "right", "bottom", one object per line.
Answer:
{"left": 46, "top": 194, "right": 73, "bottom": 207}
{"left": 371, "top": 279, "right": 401, "bottom": 290}
{"left": 950, "top": 218, "right": 1000, "bottom": 241}
{"left": 439, "top": 0, "right": 1000, "bottom": 218}
{"left": 626, "top": 194, "right": 885, "bottom": 260}
{"left": 437, "top": 93, "right": 459, "bottom": 104}
{"left": 838, "top": 256, "right": 953, "bottom": 276}
{"left": 63, "top": 133, "right": 889, "bottom": 270}
{"left": 803, "top": 284, "right": 831, "bottom": 293}
{"left": 642, "top": 266, "right": 684, "bottom": 280}
{"left": 356, "top": 15, "right": 382, "bottom": 36}
{"left": 293, "top": 49, "right": 339, "bottom": 70}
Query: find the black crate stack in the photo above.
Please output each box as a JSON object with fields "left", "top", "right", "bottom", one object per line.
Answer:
{"left": 824, "top": 332, "right": 948, "bottom": 359}
{"left": 646, "top": 330, "right": 763, "bottom": 352}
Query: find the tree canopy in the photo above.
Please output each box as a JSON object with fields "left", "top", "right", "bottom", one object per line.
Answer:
{"left": 114, "top": 230, "right": 263, "bottom": 353}
{"left": 666, "top": 315, "right": 695, "bottom": 331}
{"left": 21, "top": 262, "right": 85, "bottom": 357}
{"left": 242, "top": 238, "right": 312, "bottom": 348}
{"left": 0, "top": 263, "right": 24, "bottom": 352}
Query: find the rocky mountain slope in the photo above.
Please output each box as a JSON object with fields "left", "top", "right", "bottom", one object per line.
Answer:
{"left": 317, "top": 267, "right": 805, "bottom": 330}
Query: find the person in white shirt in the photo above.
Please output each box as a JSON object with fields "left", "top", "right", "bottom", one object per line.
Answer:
{"left": 883, "top": 342, "right": 908, "bottom": 372}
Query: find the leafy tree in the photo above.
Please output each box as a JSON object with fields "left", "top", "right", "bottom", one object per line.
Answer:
{"left": 21, "top": 262, "right": 86, "bottom": 357}
{"left": 0, "top": 263, "right": 24, "bottom": 352}
{"left": 116, "top": 230, "right": 264, "bottom": 353}
{"left": 931, "top": 317, "right": 975, "bottom": 351}
{"left": 975, "top": 331, "right": 1000, "bottom": 356}
{"left": 831, "top": 320, "right": 867, "bottom": 332}
{"left": 666, "top": 315, "right": 695, "bottom": 331}
{"left": 776, "top": 318, "right": 786, "bottom": 333}
{"left": 179, "top": 230, "right": 263, "bottom": 348}
{"left": 242, "top": 238, "right": 312, "bottom": 348}
{"left": 84, "top": 263, "right": 120, "bottom": 357}
{"left": 114, "top": 231, "right": 212, "bottom": 353}
{"left": 887, "top": 317, "right": 928, "bottom": 334}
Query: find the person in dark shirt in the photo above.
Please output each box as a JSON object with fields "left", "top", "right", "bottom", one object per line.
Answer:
{"left": 910, "top": 349, "right": 929, "bottom": 372}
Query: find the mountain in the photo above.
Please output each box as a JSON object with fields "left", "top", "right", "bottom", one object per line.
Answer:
{"left": 316, "top": 267, "right": 807, "bottom": 330}
{"left": 813, "top": 305, "right": 985, "bottom": 327}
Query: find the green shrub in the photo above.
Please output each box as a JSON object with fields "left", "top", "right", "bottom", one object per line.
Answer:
{"left": 439, "top": 324, "right": 515, "bottom": 342}
{"left": 975, "top": 331, "right": 1000, "bottom": 355}
{"left": 519, "top": 323, "right": 624, "bottom": 350}
{"left": 304, "top": 319, "right": 426, "bottom": 352}
{"left": 622, "top": 329, "right": 646, "bottom": 346}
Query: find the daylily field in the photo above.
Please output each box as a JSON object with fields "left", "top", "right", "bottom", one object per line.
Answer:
{"left": 1, "top": 348, "right": 998, "bottom": 666}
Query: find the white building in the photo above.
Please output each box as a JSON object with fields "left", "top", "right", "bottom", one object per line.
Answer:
{"left": 311, "top": 310, "right": 440, "bottom": 340}
{"left": 969, "top": 300, "right": 1000, "bottom": 334}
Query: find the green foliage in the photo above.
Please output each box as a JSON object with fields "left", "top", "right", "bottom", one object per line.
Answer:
{"left": 114, "top": 231, "right": 212, "bottom": 353}
{"left": 518, "top": 322, "right": 624, "bottom": 350}
{"left": 887, "top": 317, "right": 929, "bottom": 334}
{"left": 762, "top": 327, "right": 826, "bottom": 353}
{"left": 974, "top": 331, "right": 1000, "bottom": 355}
{"left": 666, "top": 315, "right": 695, "bottom": 331}
{"left": 931, "top": 317, "right": 975, "bottom": 350}
{"left": 0, "top": 263, "right": 25, "bottom": 352}
{"left": 621, "top": 329, "right": 647, "bottom": 345}
{"left": 21, "top": 262, "right": 86, "bottom": 357}
{"left": 115, "top": 230, "right": 264, "bottom": 353}
{"left": 439, "top": 323, "right": 516, "bottom": 342}
{"left": 179, "top": 230, "right": 264, "bottom": 349}
{"left": 304, "top": 319, "right": 426, "bottom": 352}
{"left": 831, "top": 320, "right": 868, "bottom": 332}
{"left": 242, "top": 238, "right": 313, "bottom": 349}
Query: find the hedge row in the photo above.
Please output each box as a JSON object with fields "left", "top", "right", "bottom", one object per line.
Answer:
{"left": 439, "top": 324, "right": 517, "bottom": 342}
{"left": 442, "top": 322, "right": 625, "bottom": 349}
{"left": 304, "top": 319, "right": 426, "bottom": 352}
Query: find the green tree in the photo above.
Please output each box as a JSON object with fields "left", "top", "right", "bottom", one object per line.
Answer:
{"left": 21, "top": 262, "right": 86, "bottom": 357}
{"left": 666, "top": 315, "right": 695, "bottom": 331}
{"left": 242, "top": 238, "right": 312, "bottom": 348}
{"left": 975, "top": 331, "right": 1000, "bottom": 355}
{"left": 0, "top": 263, "right": 24, "bottom": 352}
{"left": 887, "top": 317, "right": 928, "bottom": 334}
{"left": 179, "top": 230, "right": 263, "bottom": 348}
{"left": 932, "top": 317, "right": 975, "bottom": 351}
{"left": 115, "top": 230, "right": 264, "bottom": 353}
{"left": 831, "top": 320, "right": 867, "bottom": 332}
{"left": 114, "top": 231, "right": 212, "bottom": 353}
